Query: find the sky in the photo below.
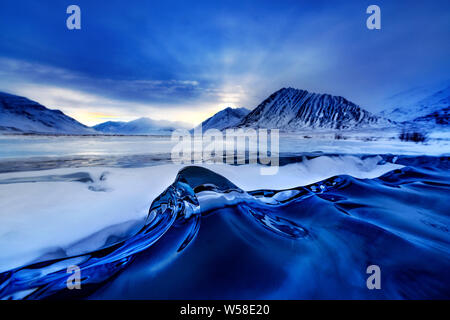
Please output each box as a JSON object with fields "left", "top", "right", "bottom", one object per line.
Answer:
{"left": 0, "top": 0, "right": 449, "bottom": 126}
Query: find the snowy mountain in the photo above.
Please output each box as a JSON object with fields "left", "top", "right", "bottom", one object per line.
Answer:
{"left": 379, "top": 83, "right": 450, "bottom": 123}
{"left": 0, "top": 91, "right": 93, "bottom": 134}
{"left": 413, "top": 106, "right": 449, "bottom": 126}
{"left": 233, "top": 87, "right": 391, "bottom": 131}
{"left": 93, "top": 117, "right": 190, "bottom": 135}
{"left": 193, "top": 107, "right": 250, "bottom": 132}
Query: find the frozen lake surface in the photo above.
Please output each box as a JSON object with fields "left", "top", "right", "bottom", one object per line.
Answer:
{"left": 0, "top": 133, "right": 448, "bottom": 172}
{"left": 0, "top": 134, "right": 449, "bottom": 299}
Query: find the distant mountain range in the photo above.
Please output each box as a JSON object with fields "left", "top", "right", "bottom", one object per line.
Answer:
{"left": 379, "top": 82, "right": 450, "bottom": 124}
{"left": 0, "top": 91, "right": 190, "bottom": 135}
{"left": 93, "top": 117, "right": 191, "bottom": 135}
{"left": 412, "top": 106, "right": 449, "bottom": 126}
{"left": 0, "top": 92, "right": 93, "bottom": 134}
{"left": 1, "top": 83, "right": 448, "bottom": 135}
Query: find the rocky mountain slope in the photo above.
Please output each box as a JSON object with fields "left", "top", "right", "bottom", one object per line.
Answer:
{"left": 0, "top": 92, "right": 93, "bottom": 134}
{"left": 380, "top": 83, "right": 450, "bottom": 123}
{"left": 234, "top": 88, "right": 391, "bottom": 130}
{"left": 193, "top": 107, "right": 250, "bottom": 131}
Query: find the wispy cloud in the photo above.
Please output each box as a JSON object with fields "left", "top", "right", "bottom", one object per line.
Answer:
{"left": 0, "top": 57, "right": 247, "bottom": 125}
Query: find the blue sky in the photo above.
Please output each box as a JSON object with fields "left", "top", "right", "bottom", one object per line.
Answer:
{"left": 0, "top": 0, "right": 449, "bottom": 125}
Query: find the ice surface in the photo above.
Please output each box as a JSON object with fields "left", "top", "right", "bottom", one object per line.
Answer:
{"left": 0, "top": 156, "right": 403, "bottom": 271}
{"left": 0, "top": 133, "right": 449, "bottom": 162}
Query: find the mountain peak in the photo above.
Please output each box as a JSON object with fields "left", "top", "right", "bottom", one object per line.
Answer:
{"left": 93, "top": 117, "right": 190, "bottom": 135}
{"left": 0, "top": 91, "right": 92, "bottom": 134}
{"left": 235, "top": 87, "right": 390, "bottom": 130}
{"left": 193, "top": 107, "right": 250, "bottom": 132}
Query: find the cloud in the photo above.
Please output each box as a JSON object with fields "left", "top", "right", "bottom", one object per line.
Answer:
{"left": 0, "top": 57, "right": 204, "bottom": 103}
{"left": 0, "top": 77, "right": 232, "bottom": 127}
{"left": 0, "top": 57, "right": 250, "bottom": 125}
{"left": 0, "top": 0, "right": 449, "bottom": 122}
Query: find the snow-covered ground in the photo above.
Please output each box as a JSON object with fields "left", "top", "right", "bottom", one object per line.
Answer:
{"left": 279, "top": 130, "right": 450, "bottom": 155}
{"left": 0, "top": 156, "right": 403, "bottom": 272}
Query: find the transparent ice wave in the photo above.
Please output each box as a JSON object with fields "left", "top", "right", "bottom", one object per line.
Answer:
{"left": 0, "top": 165, "right": 345, "bottom": 299}
{"left": 1, "top": 159, "right": 449, "bottom": 299}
